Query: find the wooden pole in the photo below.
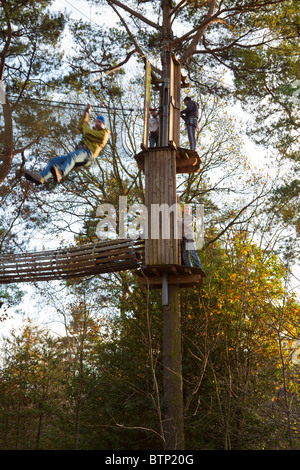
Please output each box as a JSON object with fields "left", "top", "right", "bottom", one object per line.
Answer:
{"left": 143, "top": 145, "right": 185, "bottom": 449}
{"left": 143, "top": 1, "right": 186, "bottom": 447}
{"left": 163, "top": 284, "right": 184, "bottom": 450}
{"left": 160, "top": 5, "right": 185, "bottom": 444}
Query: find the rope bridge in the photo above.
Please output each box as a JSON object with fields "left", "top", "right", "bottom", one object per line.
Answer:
{"left": 0, "top": 239, "right": 144, "bottom": 284}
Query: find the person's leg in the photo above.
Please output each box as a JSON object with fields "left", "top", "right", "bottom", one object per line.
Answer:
{"left": 60, "top": 148, "right": 90, "bottom": 177}
{"left": 187, "top": 124, "right": 196, "bottom": 151}
{"left": 25, "top": 149, "right": 91, "bottom": 185}
{"left": 40, "top": 155, "right": 68, "bottom": 181}
{"left": 59, "top": 153, "right": 76, "bottom": 177}
{"left": 185, "top": 239, "right": 201, "bottom": 268}
{"left": 149, "top": 135, "right": 155, "bottom": 147}
{"left": 187, "top": 118, "right": 198, "bottom": 151}
{"left": 181, "top": 239, "right": 192, "bottom": 266}
{"left": 41, "top": 148, "right": 90, "bottom": 181}
{"left": 190, "top": 249, "right": 201, "bottom": 268}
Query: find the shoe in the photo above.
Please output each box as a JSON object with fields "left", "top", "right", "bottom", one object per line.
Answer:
{"left": 24, "top": 171, "right": 44, "bottom": 185}
{"left": 50, "top": 166, "right": 63, "bottom": 183}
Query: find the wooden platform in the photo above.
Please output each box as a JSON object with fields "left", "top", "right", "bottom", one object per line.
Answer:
{"left": 136, "top": 264, "right": 206, "bottom": 289}
{"left": 174, "top": 147, "right": 201, "bottom": 174}
{"left": 134, "top": 145, "right": 201, "bottom": 174}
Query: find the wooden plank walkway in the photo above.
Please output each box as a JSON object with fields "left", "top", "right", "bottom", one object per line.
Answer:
{"left": 0, "top": 239, "right": 144, "bottom": 284}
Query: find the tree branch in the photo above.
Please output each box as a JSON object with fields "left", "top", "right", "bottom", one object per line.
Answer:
{"left": 170, "top": 0, "right": 187, "bottom": 19}
{"left": 0, "top": 98, "right": 14, "bottom": 184}
{"left": 0, "top": 0, "right": 12, "bottom": 81}
{"left": 13, "top": 136, "right": 41, "bottom": 156}
{"left": 202, "top": 192, "right": 268, "bottom": 250}
{"left": 106, "top": 0, "right": 160, "bottom": 31}
{"left": 180, "top": 0, "right": 217, "bottom": 66}
{"left": 107, "top": 1, "right": 162, "bottom": 77}
{"left": 178, "top": 0, "right": 288, "bottom": 66}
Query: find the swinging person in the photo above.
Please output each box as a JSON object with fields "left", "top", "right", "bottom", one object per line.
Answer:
{"left": 24, "top": 104, "right": 110, "bottom": 185}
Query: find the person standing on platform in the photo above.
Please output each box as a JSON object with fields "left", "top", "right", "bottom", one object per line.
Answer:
{"left": 149, "top": 108, "right": 159, "bottom": 147}
{"left": 180, "top": 96, "right": 199, "bottom": 151}
{"left": 181, "top": 204, "right": 202, "bottom": 268}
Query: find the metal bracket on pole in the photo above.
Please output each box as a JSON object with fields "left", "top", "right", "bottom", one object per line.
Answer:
{"left": 162, "top": 77, "right": 170, "bottom": 146}
{"left": 162, "top": 272, "right": 168, "bottom": 305}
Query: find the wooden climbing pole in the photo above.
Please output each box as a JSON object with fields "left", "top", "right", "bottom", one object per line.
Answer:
{"left": 135, "top": 54, "right": 205, "bottom": 450}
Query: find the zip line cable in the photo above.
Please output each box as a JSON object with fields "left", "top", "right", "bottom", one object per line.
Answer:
{"left": 64, "top": 0, "right": 102, "bottom": 28}
{"left": 7, "top": 95, "right": 135, "bottom": 114}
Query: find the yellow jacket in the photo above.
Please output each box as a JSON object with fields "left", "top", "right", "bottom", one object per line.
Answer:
{"left": 78, "top": 114, "right": 110, "bottom": 159}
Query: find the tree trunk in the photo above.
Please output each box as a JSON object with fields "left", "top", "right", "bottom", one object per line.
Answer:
{"left": 0, "top": 99, "right": 14, "bottom": 184}
{"left": 161, "top": 0, "right": 173, "bottom": 79}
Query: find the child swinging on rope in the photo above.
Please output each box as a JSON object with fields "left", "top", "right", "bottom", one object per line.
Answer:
{"left": 24, "top": 104, "right": 110, "bottom": 185}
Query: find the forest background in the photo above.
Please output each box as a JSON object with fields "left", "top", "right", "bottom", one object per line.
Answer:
{"left": 0, "top": 0, "right": 300, "bottom": 451}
